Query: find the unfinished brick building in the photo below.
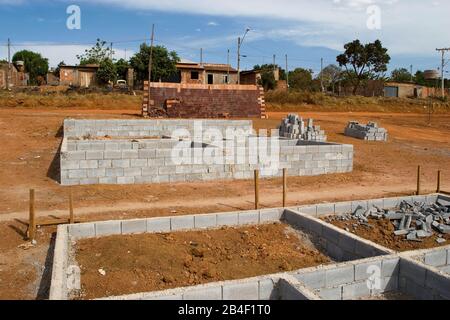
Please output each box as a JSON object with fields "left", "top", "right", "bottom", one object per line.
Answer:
{"left": 142, "top": 81, "right": 266, "bottom": 119}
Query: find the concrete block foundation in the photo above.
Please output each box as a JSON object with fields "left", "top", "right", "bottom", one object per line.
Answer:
{"left": 50, "top": 193, "right": 450, "bottom": 300}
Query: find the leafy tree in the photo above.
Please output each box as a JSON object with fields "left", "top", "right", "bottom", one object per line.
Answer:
{"left": 96, "top": 59, "right": 117, "bottom": 85}
{"left": 336, "top": 39, "right": 390, "bottom": 95}
{"left": 130, "top": 44, "right": 179, "bottom": 82}
{"left": 12, "top": 50, "right": 49, "bottom": 85}
{"left": 288, "top": 68, "right": 313, "bottom": 90}
{"left": 115, "top": 58, "right": 129, "bottom": 80}
{"left": 77, "top": 39, "right": 113, "bottom": 65}
{"left": 53, "top": 61, "right": 66, "bottom": 77}
{"left": 318, "top": 64, "right": 342, "bottom": 93}
{"left": 390, "top": 68, "right": 412, "bottom": 83}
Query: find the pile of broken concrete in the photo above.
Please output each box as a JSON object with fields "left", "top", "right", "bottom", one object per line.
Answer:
{"left": 279, "top": 114, "right": 327, "bottom": 142}
{"left": 334, "top": 200, "right": 450, "bottom": 243}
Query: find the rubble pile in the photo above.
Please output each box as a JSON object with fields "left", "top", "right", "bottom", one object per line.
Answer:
{"left": 344, "top": 121, "right": 388, "bottom": 141}
{"left": 279, "top": 114, "right": 327, "bottom": 142}
{"left": 329, "top": 200, "right": 450, "bottom": 243}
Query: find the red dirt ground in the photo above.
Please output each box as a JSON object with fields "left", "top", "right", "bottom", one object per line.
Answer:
{"left": 0, "top": 105, "right": 449, "bottom": 299}
{"left": 75, "top": 223, "right": 331, "bottom": 300}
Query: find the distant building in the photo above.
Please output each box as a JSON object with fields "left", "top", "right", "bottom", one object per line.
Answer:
{"left": 59, "top": 64, "right": 100, "bottom": 87}
{"left": 175, "top": 59, "right": 238, "bottom": 85}
{"left": 384, "top": 82, "right": 448, "bottom": 98}
{"left": 0, "top": 61, "right": 29, "bottom": 89}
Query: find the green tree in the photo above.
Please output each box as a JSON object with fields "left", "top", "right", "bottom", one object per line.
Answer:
{"left": 288, "top": 68, "right": 313, "bottom": 90}
{"left": 12, "top": 50, "right": 49, "bottom": 85}
{"left": 115, "top": 58, "right": 130, "bottom": 80}
{"left": 318, "top": 64, "right": 342, "bottom": 93}
{"left": 96, "top": 59, "right": 117, "bottom": 85}
{"left": 130, "top": 44, "right": 179, "bottom": 82}
{"left": 336, "top": 39, "right": 390, "bottom": 95}
{"left": 390, "top": 68, "right": 412, "bottom": 83}
{"left": 77, "top": 39, "right": 113, "bottom": 65}
{"left": 53, "top": 61, "right": 66, "bottom": 78}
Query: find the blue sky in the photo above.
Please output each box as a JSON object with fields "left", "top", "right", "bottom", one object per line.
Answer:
{"left": 1, "top": 0, "right": 449, "bottom": 77}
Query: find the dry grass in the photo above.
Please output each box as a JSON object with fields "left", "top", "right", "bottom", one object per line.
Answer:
{"left": 0, "top": 90, "right": 142, "bottom": 110}
{"left": 266, "top": 90, "right": 450, "bottom": 113}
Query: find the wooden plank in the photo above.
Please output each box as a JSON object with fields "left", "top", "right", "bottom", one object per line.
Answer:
{"left": 69, "top": 189, "right": 74, "bottom": 224}
{"left": 28, "top": 189, "right": 36, "bottom": 241}
{"left": 283, "top": 168, "right": 287, "bottom": 207}
{"left": 254, "top": 170, "right": 259, "bottom": 210}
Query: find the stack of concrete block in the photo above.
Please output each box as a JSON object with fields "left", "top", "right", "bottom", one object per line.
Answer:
{"left": 279, "top": 114, "right": 327, "bottom": 142}
{"left": 344, "top": 121, "right": 388, "bottom": 141}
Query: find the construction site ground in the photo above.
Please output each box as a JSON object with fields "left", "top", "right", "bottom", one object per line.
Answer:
{"left": 74, "top": 223, "right": 330, "bottom": 300}
{"left": 323, "top": 216, "right": 450, "bottom": 252}
{"left": 0, "top": 106, "right": 449, "bottom": 299}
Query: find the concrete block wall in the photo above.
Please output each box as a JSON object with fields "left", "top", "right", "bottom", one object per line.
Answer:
{"left": 61, "top": 120, "right": 354, "bottom": 185}
{"left": 409, "top": 246, "right": 450, "bottom": 275}
{"left": 63, "top": 119, "right": 253, "bottom": 139}
{"left": 283, "top": 209, "right": 393, "bottom": 261}
{"left": 50, "top": 194, "right": 449, "bottom": 300}
{"left": 292, "top": 256, "right": 401, "bottom": 300}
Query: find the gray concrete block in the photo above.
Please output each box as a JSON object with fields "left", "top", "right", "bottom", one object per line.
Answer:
{"left": 222, "top": 281, "right": 259, "bottom": 300}
{"left": 316, "top": 203, "right": 335, "bottom": 216}
{"left": 342, "top": 281, "right": 370, "bottom": 300}
{"left": 259, "top": 209, "right": 282, "bottom": 223}
{"left": 112, "top": 159, "right": 130, "bottom": 168}
{"left": 296, "top": 270, "right": 326, "bottom": 289}
{"left": 354, "top": 260, "right": 382, "bottom": 281}
{"left": 68, "top": 223, "right": 95, "bottom": 239}
{"left": 146, "top": 217, "right": 171, "bottom": 233}
{"left": 322, "top": 225, "right": 343, "bottom": 243}
{"left": 425, "top": 269, "right": 450, "bottom": 297}
{"left": 104, "top": 150, "right": 122, "bottom": 160}
{"left": 351, "top": 201, "right": 368, "bottom": 211}
{"left": 399, "top": 259, "right": 427, "bottom": 287}
{"left": 171, "top": 215, "right": 195, "bottom": 231}
{"left": 121, "top": 219, "right": 147, "bottom": 234}
{"left": 238, "top": 211, "right": 259, "bottom": 225}
{"left": 327, "top": 241, "right": 344, "bottom": 261}
{"left": 86, "top": 151, "right": 104, "bottom": 160}
{"left": 338, "top": 234, "right": 357, "bottom": 254}
{"left": 216, "top": 212, "right": 239, "bottom": 227}
{"left": 381, "top": 257, "right": 400, "bottom": 277}
{"left": 194, "top": 214, "right": 217, "bottom": 229}
{"left": 117, "top": 176, "right": 135, "bottom": 184}
{"left": 325, "top": 265, "right": 355, "bottom": 287}
{"left": 183, "top": 286, "right": 222, "bottom": 300}
{"left": 259, "top": 279, "right": 275, "bottom": 300}
{"left": 318, "top": 286, "right": 342, "bottom": 300}
{"left": 424, "top": 250, "right": 447, "bottom": 267}
{"left": 296, "top": 205, "right": 317, "bottom": 216}
{"left": 95, "top": 220, "right": 121, "bottom": 236}
{"left": 380, "top": 276, "right": 398, "bottom": 292}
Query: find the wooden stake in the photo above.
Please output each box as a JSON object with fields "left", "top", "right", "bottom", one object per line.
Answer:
{"left": 69, "top": 188, "right": 74, "bottom": 224}
{"left": 283, "top": 168, "right": 287, "bottom": 207}
{"left": 254, "top": 170, "right": 260, "bottom": 210}
{"left": 437, "top": 170, "right": 441, "bottom": 193}
{"left": 28, "top": 189, "right": 36, "bottom": 241}
{"left": 416, "top": 166, "right": 421, "bottom": 196}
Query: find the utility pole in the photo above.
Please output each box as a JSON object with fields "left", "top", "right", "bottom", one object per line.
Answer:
{"left": 237, "top": 28, "right": 250, "bottom": 85}
{"left": 110, "top": 42, "right": 113, "bottom": 60}
{"left": 285, "top": 54, "right": 289, "bottom": 91}
{"left": 6, "top": 38, "right": 11, "bottom": 90}
{"left": 200, "top": 48, "right": 203, "bottom": 65}
{"left": 320, "top": 57, "right": 324, "bottom": 92}
{"left": 436, "top": 48, "right": 450, "bottom": 98}
{"left": 147, "top": 24, "right": 155, "bottom": 115}
{"left": 227, "top": 49, "right": 230, "bottom": 84}
{"left": 237, "top": 37, "right": 241, "bottom": 84}
{"left": 410, "top": 64, "right": 413, "bottom": 82}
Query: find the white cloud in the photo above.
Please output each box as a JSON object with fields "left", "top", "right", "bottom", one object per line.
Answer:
{"left": 0, "top": 43, "right": 131, "bottom": 67}
{"left": 207, "top": 21, "right": 219, "bottom": 26}
{"left": 64, "top": 0, "right": 448, "bottom": 56}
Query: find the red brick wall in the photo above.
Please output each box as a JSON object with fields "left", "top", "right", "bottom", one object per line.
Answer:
{"left": 142, "top": 82, "right": 266, "bottom": 119}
